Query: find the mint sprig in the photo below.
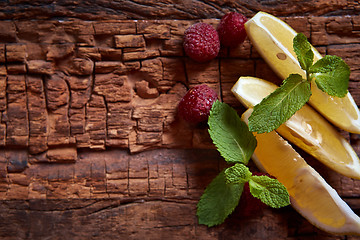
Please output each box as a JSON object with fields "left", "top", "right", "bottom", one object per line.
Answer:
{"left": 197, "top": 170, "right": 245, "bottom": 227}
{"left": 249, "top": 33, "right": 350, "bottom": 133}
{"left": 309, "top": 55, "right": 350, "bottom": 97}
{"left": 225, "top": 164, "right": 289, "bottom": 209}
{"left": 249, "top": 176, "right": 290, "bottom": 208}
{"left": 293, "top": 32, "right": 314, "bottom": 71}
{"left": 197, "top": 101, "right": 290, "bottom": 227}
{"left": 208, "top": 100, "right": 257, "bottom": 164}
{"left": 249, "top": 74, "right": 311, "bottom": 133}
{"left": 224, "top": 163, "right": 252, "bottom": 184}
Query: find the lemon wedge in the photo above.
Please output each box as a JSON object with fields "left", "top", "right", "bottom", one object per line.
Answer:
{"left": 245, "top": 11, "right": 360, "bottom": 134}
{"left": 232, "top": 76, "right": 360, "bottom": 179}
{"left": 242, "top": 109, "right": 360, "bottom": 235}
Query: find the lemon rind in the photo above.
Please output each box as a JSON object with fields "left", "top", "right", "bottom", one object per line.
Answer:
{"left": 244, "top": 11, "right": 360, "bottom": 134}
{"left": 231, "top": 76, "right": 360, "bottom": 180}
{"left": 242, "top": 109, "right": 360, "bottom": 235}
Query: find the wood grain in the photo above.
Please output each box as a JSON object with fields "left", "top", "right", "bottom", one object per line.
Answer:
{"left": 0, "top": 4, "right": 360, "bottom": 239}
{"left": 0, "top": 148, "right": 357, "bottom": 239}
{"left": 0, "top": 1, "right": 360, "bottom": 20}
{"left": 0, "top": 16, "right": 359, "bottom": 154}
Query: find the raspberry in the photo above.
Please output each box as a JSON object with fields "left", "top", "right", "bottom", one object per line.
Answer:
{"left": 183, "top": 23, "right": 220, "bottom": 62}
{"left": 217, "top": 12, "right": 248, "bottom": 48}
{"left": 238, "top": 172, "right": 272, "bottom": 217}
{"left": 177, "top": 84, "right": 218, "bottom": 124}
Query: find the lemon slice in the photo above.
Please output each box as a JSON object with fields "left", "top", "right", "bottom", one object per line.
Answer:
{"left": 232, "top": 76, "right": 360, "bottom": 179}
{"left": 242, "top": 109, "right": 360, "bottom": 235}
{"left": 245, "top": 11, "right": 360, "bottom": 134}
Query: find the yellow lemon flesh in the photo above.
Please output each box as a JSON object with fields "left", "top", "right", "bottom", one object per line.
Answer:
{"left": 232, "top": 76, "right": 360, "bottom": 179}
{"left": 242, "top": 109, "right": 360, "bottom": 235}
{"left": 245, "top": 11, "right": 360, "bottom": 134}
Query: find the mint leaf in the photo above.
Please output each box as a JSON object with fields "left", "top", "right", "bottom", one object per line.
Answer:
{"left": 208, "top": 101, "right": 257, "bottom": 164}
{"left": 197, "top": 170, "right": 244, "bottom": 227}
{"left": 249, "top": 74, "right": 311, "bottom": 133}
{"left": 249, "top": 176, "right": 290, "bottom": 208}
{"left": 293, "top": 33, "right": 314, "bottom": 71}
{"left": 224, "top": 163, "right": 252, "bottom": 184}
{"left": 309, "top": 55, "right": 350, "bottom": 98}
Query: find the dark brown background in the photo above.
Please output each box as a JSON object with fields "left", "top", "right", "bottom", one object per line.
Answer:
{"left": 0, "top": 1, "right": 360, "bottom": 239}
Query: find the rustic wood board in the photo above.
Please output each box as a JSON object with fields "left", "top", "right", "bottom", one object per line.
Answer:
{"left": 0, "top": 1, "right": 360, "bottom": 239}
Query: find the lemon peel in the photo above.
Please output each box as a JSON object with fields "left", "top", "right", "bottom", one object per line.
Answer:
{"left": 232, "top": 76, "right": 360, "bottom": 179}
{"left": 244, "top": 11, "right": 360, "bottom": 133}
{"left": 242, "top": 109, "right": 360, "bottom": 235}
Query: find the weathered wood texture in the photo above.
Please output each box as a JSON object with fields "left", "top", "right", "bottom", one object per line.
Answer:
{"left": 0, "top": 6, "right": 360, "bottom": 240}
{"left": 1, "top": 16, "right": 360, "bottom": 155}
{"left": 1, "top": 148, "right": 360, "bottom": 240}
{"left": 0, "top": 0, "right": 359, "bottom": 20}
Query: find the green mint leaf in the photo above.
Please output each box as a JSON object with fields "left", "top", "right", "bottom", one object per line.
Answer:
{"left": 224, "top": 163, "right": 252, "bottom": 184}
{"left": 293, "top": 33, "right": 314, "bottom": 71}
{"left": 197, "top": 170, "right": 244, "bottom": 227}
{"left": 208, "top": 100, "right": 257, "bottom": 164}
{"left": 249, "top": 175, "right": 290, "bottom": 208}
{"left": 309, "top": 55, "right": 350, "bottom": 98}
{"left": 249, "top": 74, "right": 311, "bottom": 133}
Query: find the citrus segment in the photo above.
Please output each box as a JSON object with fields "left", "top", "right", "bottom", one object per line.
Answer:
{"left": 242, "top": 109, "right": 360, "bottom": 235}
{"left": 231, "top": 76, "right": 360, "bottom": 179}
{"left": 245, "top": 11, "right": 360, "bottom": 134}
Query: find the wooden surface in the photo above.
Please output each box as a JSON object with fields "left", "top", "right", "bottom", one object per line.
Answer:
{"left": 0, "top": 1, "right": 360, "bottom": 239}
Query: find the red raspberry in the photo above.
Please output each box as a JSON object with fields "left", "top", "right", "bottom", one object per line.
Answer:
{"left": 238, "top": 172, "right": 272, "bottom": 217}
{"left": 183, "top": 23, "right": 220, "bottom": 62}
{"left": 177, "top": 84, "right": 218, "bottom": 124}
{"left": 217, "top": 12, "right": 248, "bottom": 48}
